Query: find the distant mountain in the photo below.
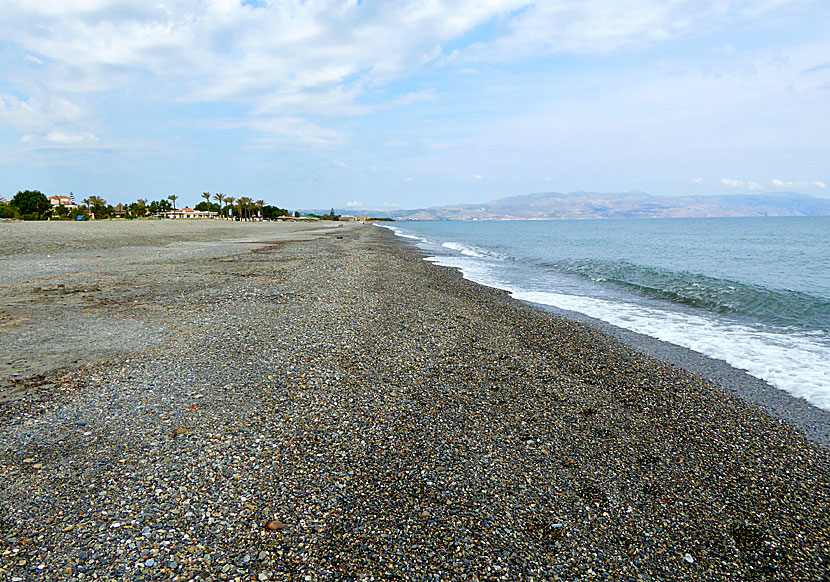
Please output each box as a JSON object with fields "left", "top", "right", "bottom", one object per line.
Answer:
{"left": 387, "top": 191, "right": 830, "bottom": 221}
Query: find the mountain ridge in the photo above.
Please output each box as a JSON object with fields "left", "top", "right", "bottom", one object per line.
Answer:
{"left": 378, "top": 191, "right": 830, "bottom": 221}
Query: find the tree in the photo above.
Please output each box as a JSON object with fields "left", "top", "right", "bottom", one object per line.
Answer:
{"left": 148, "top": 199, "right": 172, "bottom": 214}
{"left": 12, "top": 190, "right": 51, "bottom": 218}
{"left": 225, "top": 196, "right": 236, "bottom": 218}
{"left": 128, "top": 200, "right": 148, "bottom": 218}
{"left": 194, "top": 201, "right": 220, "bottom": 213}
{"left": 88, "top": 196, "right": 110, "bottom": 219}
{"left": 261, "top": 204, "right": 289, "bottom": 219}
{"left": 168, "top": 194, "right": 178, "bottom": 210}
{"left": 202, "top": 191, "right": 211, "bottom": 208}
{"left": 0, "top": 202, "right": 19, "bottom": 219}
{"left": 237, "top": 197, "right": 248, "bottom": 220}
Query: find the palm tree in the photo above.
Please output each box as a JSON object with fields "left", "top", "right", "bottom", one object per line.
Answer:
{"left": 225, "top": 196, "right": 235, "bottom": 219}
{"left": 255, "top": 199, "right": 265, "bottom": 219}
{"left": 202, "top": 191, "right": 211, "bottom": 209}
{"left": 168, "top": 194, "right": 178, "bottom": 210}
{"left": 82, "top": 197, "right": 91, "bottom": 210}
{"left": 137, "top": 198, "right": 148, "bottom": 216}
{"left": 237, "top": 197, "right": 248, "bottom": 221}
{"left": 213, "top": 193, "right": 225, "bottom": 218}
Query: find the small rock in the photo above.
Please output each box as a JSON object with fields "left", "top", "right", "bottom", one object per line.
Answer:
{"left": 684, "top": 553, "right": 694, "bottom": 564}
{"left": 266, "top": 520, "right": 284, "bottom": 531}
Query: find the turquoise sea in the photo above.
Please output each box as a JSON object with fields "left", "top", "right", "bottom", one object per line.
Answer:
{"left": 383, "top": 217, "right": 830, "bottom": 410}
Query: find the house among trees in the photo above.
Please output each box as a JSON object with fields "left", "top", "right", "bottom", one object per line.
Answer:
{"left": 48, "top": 195, "right": 79, "bottom": 210}
{"left": 158, "top": 207, "right": 217, "bottom": 219}
{"left": 112, "top": 203, "right": 126, "bottom": 218}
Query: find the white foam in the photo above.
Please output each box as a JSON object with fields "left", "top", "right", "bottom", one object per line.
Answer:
{"left": 442, "top": 241, "right": 491, "bottom": 258}
{"left": 423, "top": 251, "right": 830, "bottom": 411}
{"left": 510, "top": 290, "right": 830, "bottom": 411}
{"left": 377, "top": 223, "right": 428, "bottom": 242}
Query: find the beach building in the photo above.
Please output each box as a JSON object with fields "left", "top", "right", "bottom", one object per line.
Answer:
{"left": 112, "top": 203, "right": 126, "bottom": 218}
{"left": 48, "top": 195, "right": 79, "bottom": 210}
{"left": 158, "top": 207, "right": 217, "bottom": 219}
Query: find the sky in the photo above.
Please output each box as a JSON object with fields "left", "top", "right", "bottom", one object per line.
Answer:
{"left": 0, "top": 0, "right": 828, "bottom": 210}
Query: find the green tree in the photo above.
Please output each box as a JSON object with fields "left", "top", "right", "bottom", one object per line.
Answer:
{"left": 11, "top": 190, "right": 50, "bottom": 218}
{"left": 213, "top": 193, "right": 225, "bottom": 214}
{"left": 0, "top": 202, "right": 19, "bottom": 219}
{"left": 88, "top": 195, "right": 110, "bottom": 219}
{"left": 194, "top": 201, "right": 220, "bottom": 213}
{"left": 225, "top": 196, "right": 236, "bottom": 218}
{"left": 168, "top": 194, "right": 178, "bottom": 210}
{"left": 238, "top": 196, "right": 252, "bottom": 220}
{"left": 148, "top": 199, "right": 172, "bottom": 214}
{"left": 128, "top": 200, "right": 148, "bottom": 218}
{"left": 202, "top": 191, "right": 211, "bottom": 208}
{"left": 261, "top": 205, "right": 288, "bottom": 219}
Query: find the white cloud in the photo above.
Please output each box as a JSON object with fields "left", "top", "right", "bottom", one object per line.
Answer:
{"left": 405, "top": 177, "right": 414, "bottom": 182}
{"left": 465, "top": 1, "right": 794, "bottom": 61}
{"left": 473, "top": 174, "right": 483, "bottom": 182}
{"left": 345, "top": 200, "right": 361, "bottom": 207}
{"left": 213, "top": 116, "right": 343, "bottom": 147}
{"left": 690, "top": 177, "right": 704, "bottom": 184}
{"left": 21, "top": 130, "right": 102, "bottom": 147}
{"left": 0, "top": 93, "right": 84, "bottom": 132}
{"left": 721, "top": 178, "right": 763, "bottom": 190}
{"left": 0, "top": 1, "right": 799, "bottom": 124}
{"left": 772, "top": 178, "right": 827, "bottom": 189}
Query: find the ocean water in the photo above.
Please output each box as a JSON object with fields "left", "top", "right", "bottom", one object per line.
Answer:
{"left": 381, "top": 217, "right": 830, "bottom": 411}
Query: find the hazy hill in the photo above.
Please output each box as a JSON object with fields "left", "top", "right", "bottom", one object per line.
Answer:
{"left": 385, "top": 191, "right": 830, "bottom": 221}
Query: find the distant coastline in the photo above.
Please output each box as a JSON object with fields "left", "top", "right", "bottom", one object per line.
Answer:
{"left": 382, "top": 191, "right": 830, "bottom": 221}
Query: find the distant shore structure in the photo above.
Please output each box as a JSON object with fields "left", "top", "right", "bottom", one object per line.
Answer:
{"left": 157, "top": 207, "right": 217, "bottom": 219}
{"left": 48, "top": 195, "right": 79, "bottom": 210}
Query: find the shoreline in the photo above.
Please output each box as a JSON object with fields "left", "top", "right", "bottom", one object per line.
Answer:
{"left": 1, "top": 222, "right": 829, "bottom": 580}
{"left": 529, "top": 303, "right": 830, "bottom": 446}
{"left": 383, "top": 225, "right": 830, "bottom": 447}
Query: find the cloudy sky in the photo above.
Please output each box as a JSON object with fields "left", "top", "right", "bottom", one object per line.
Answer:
{"left": 1, "top": 0, "right": 828, "bottom": 209}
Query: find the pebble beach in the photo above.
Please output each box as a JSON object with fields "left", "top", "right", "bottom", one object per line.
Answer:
{"left": 1, "top": 220, "right": 829, "bottom": 581}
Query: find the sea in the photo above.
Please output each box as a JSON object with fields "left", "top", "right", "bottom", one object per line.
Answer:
{"left": 381, "top": 217, "right": 830, "bottom": 411}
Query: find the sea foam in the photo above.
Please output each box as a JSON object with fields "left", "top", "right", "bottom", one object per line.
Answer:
{"left": 424, "top": 250, "right": 830, "bottom": 411}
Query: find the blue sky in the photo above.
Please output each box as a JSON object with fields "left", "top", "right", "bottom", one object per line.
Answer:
{"left": 1, "top": 0, "right": 828, "bottom": 210}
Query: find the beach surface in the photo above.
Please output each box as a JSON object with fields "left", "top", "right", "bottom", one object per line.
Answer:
{"left": 1, "top": 220, "right": 828, "bottom": 581}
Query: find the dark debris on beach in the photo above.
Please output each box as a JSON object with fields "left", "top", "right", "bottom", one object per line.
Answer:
{"left": 1, "top": 225, "right": 829, "bottom": 581}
